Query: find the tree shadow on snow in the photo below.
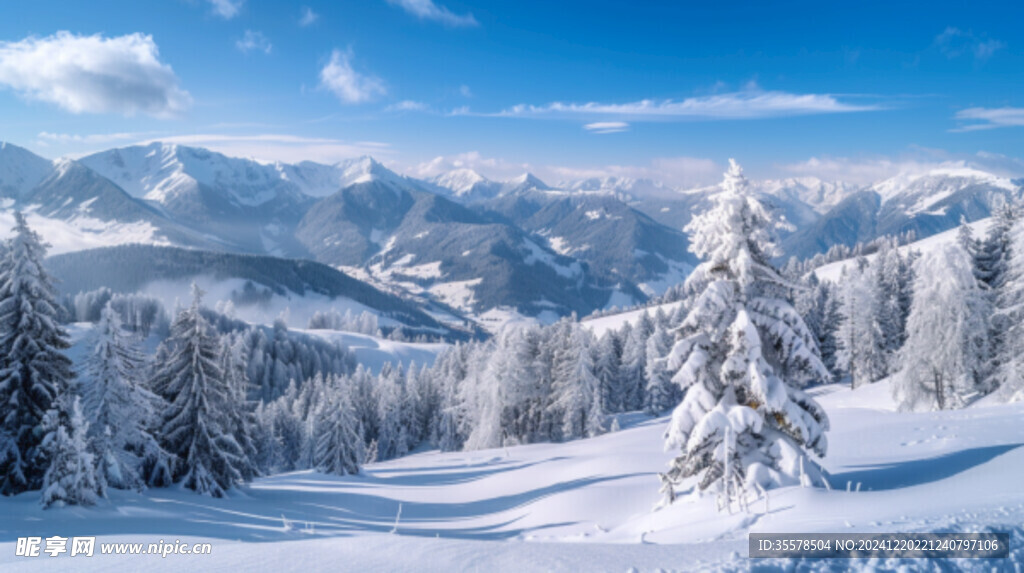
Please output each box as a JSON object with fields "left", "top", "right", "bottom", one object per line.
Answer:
{"left": 828, "top": 443, "right": 1023, "bottom": 491}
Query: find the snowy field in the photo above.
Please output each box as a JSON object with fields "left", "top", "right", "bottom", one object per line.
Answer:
{"left": 2, "top": 379, "right": 1023, "bottom": 572}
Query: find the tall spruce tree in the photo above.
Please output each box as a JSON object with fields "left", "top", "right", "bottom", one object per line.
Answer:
{"left": 152, "top": 284, "right": 246, "bottom": 497}
{"left": 40, "top": 397, "right": 103, "bottom": 508}
{"left": 660, "top": 160, "right": 830, "bottom": 509}
{"left": 81, "top": 303, "right": 172, "bottom": 491}
{"left": 314, "top": 375, "right": 363, "bottom": 476}
{"left": 0, "top": 212, "right": 75, "bottom": 495}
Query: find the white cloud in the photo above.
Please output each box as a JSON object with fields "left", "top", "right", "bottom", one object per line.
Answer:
{"left": 37, "top": 131, "right": 148, "bottom": 145}
{"left": 953, "top": 107, "right": 1024, "bottom": 131}
{"left": 319, "top": 49, "right": 386, "bottom": 104}
{"left": 386, "top": 0, "right": 478, "bottom": 27}
{"left": 386, "top": 100, "right": 430, "bottom": 112}
{"left": 236, "top": 30, "right": 272, "bottom": 54}
{"left": 488, "top": 89, "right": 879, "bottom": 121}
{"left": 408, "top": 152, "right": 721, "bottom": 190}
{"left": 778, "top": 156, "right": 927, "bottom": 184}
{"left": 134, "top": 134, "right": 392, "bottom": 164}
{"left": 583, "top": 121, "right": 629, "bottom": 134}
{"left": 299, "top": 6, "right": 319, "bottom": 26}
{"left": 777, "top": 151, "right": 1024, "bottom": 184}
{"left": 934, "top": 27, "right": 1004, "bottom": 61}
{"left": 208, "top": 0, "right": 244, "bottom": 19}
{"left": 0, "top": 32, "right": 191, "bottom": 117}
{"left": 546, "top": 157, "right": 721, "bottom": 189}
{"left": 459, "top": 84, "right": 472, "bottom": 98}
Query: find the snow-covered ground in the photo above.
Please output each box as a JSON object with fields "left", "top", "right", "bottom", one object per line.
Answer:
{"left": 582, "top": 301, "right": 685, "bottom": 337}
{"left": 300, "top": 328, "right": 448, "bottom": 373}
{"left": 3, "top": 378, "right": 1023, "bottom": 572}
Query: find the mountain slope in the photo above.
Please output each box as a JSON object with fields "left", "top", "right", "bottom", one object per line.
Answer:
{"left": 784, "top": 168, "right": 1021, "bottom": 259}
{"left": 297, "top": 180, "right": 613, "bottom": 317}
{"left": 80, "top": 143, "right": 314, "bottom": 254}
{"left": 0, "top": 142, "right": 54, "bottom": 199}
{"left": 485, "top": 193, "right": 695, "bottom": 298}
{"left": 45, "top": 244, "right": 463, "bottom": 334}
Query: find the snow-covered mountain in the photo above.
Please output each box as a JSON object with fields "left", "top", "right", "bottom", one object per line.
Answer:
{"left": 784, "top": 166, "right": 1022, "bottom": 259}
{"left": 755, "top": 176, "right": 863, "bottom": 213}
{"left": 501, "top": 172, "right": 552, "bottom": 196}
{"left": 0, "top": 141, "right": 55, "bottom": 199}
{"left": 295, "top": 174, "right": 613, "bottom": 317}
{"left": 7, "top": 140, "right": 1024, "bottom": 325}
{"left": 560, "top": 176, "right": 675, "bottom": 200}
{"left": 80, "top": 142, "right": 308, "bottom": 208}
{"left": 482, "top": 191, "right": 696, "bottom": 299}
{"left": 426, "top": 168, "right": 503, "bottom": 202}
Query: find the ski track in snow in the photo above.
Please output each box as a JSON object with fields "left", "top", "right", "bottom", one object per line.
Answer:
{"left": 2, "top": 379, "right": 1024, "bottom": 571}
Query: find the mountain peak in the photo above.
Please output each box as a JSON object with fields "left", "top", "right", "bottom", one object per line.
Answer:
{"left": 503, "top": 172, "right": 550, "bottom": 194}
{"left": 0, "top": 142, "right": 55, "bottom": 199}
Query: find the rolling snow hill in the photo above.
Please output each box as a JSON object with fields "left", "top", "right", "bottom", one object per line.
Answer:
{"left": 2, "top": 378, "right": 1022, "bottom": 572}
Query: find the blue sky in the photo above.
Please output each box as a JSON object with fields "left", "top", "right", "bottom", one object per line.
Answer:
{"left": 0, "top": 0, "right": 1020, "bottom": 186}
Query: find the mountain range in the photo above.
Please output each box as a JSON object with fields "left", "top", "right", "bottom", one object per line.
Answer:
{"left": 0, "top": 140, "right": 1020, "bottom": 329}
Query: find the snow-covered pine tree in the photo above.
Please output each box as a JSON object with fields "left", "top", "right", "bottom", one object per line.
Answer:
{"left": 895, "top": 243, "right": 990, "bottom": 410}
{"left": 620, "top": 313, "right": 653, "bottom": 411}
{"left": 313, "top": 375, "right": 362, "bottom": 476}
{"left": 835, "top": 258, "right": 887, "bottom": 387}
{"left": 874, "top": 240, "right": 908, "bottom": 374}
{"left": 977, "top": 200, "right": 1018, "bottom": 289}
{"left": 40, "top": 397, "right": 103, "bottom": 508}
{"left": 593, "top": 332, "right": 622, "bottom": 413}
{"left": 982, "top": 200, "right": 1020, "bottom": 392}
{"left": 218, "top": 335, "right": 259, "bottom": 481}
{"left": 551, "top": 324, "right": 602, "bottom": 440}
{"left": 152, "top": 284, "right": 246, "bottom": 497}
{"left": 660, "top": 160, "right": 830, "bottom": 508}
{"left": 375, "top": 364, "right": 410, "bottom": 460}
{"left": 81, "top": 303, "right": 171, "bottom": 491}
{"left": 643, "top": 323, "right": 675, "bottom": 415}
{"left": 993, "top": 210, "right": 1024, "bottom": 402}
{"left": 795, "top": 274, "right": 841, "bottom": 378}
{"left": 0, "top": 212, "right": 76, "bottom": 495}
{"left": 432, "top": 349, "right": 465, "bottom": 451}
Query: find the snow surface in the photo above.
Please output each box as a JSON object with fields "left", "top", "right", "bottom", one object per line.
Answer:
{"left": 3, "top": 378, "right": 1024, "bottom": 571}
{"left": 582, "top": 301, "right": 686, "bottom": 337}
{"left": 0, "top": 209, "right": 169, "bottom": 256}
{"left": 300, "top": 329, "right": 447, "bottom": 373}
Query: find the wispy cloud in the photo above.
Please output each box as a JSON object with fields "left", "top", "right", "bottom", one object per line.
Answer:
{"left": 478, "top": 89, "right": 880, "bottom": 121}
{"left": 0, "top": 32, "right": 191, "bottom": 117}
{"left": 299, "top": 6, "right": 319, "bottom": 26}
{"left": 319, "top": 49, "right": 386, "bottom": 104}
{"left": 208, "top": 0, "right": 244, "bottom": 19}
{"left": 934, "top": 27, "right": 1004, "bottom": 61}
{"left": 36, "top": 131, "right": 149, "bottom": 146}
{"left": 778, "top": 150, "right": 1024, "bottom": 183}
{"left": 546, "top": 157, "right": 722, "bottom": 189}
{"left": 459, "top": 84, "right": 472, "bottom": 98}
{"left": 236, "top": 30, "right": 272, "bottom": 54}
{"left": 409, "top": 152, "right": 722, "bottom": 189}
{"left": 952, "top": 107, "right": 1024, "bottom": 131}
{"left": 583, "top": 121, "right": 629, "bottom": 134}
{"left": 386, "top": 0, "right": 478, "bottom": 28}
{"left": 386, "top": 100, "right": 430, "bottom": 112}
